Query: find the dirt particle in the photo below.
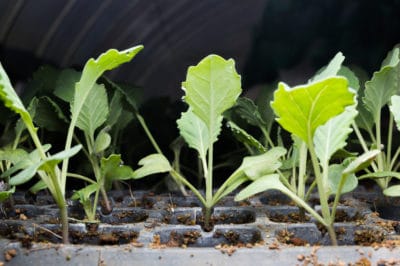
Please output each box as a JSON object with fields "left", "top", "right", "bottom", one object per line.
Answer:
{"left": 4, "top": 249, "right": 17, "bottom": 262}
{"left": 353, "top": 257, "right": 371, "bottom": 266}
{"left": 297, "top": 254, "right": 305, "bottom": 261}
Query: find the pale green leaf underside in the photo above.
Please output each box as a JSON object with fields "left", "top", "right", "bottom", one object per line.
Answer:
{"left": 76, "top": 83, "right": 109, "bottom": 137}
{"left": 133, "top": 154, "right": 172, "bottom": 179}
{"left": 177, "top": 110, "right": 214, "bottom": 159}
{"left": 343, "top": 149, "right": 381, "bottom": 175}
{"left": 72, "top": 46, "right": 143, "bottom": 124}
{"left": 383, "top": 185, "right": 400, "bottom": 197}
{"left": 363, "top": 48, "right": 400, "bottom": 121}
{"left": 239, "top": 147, "right": 286, "bottom": 180}
{"left": 227, "top": 121, "right": 266, "bottom": 153}
{"left": 328, "top": 164, "right": 357, "bottom": 195}
{"left": 271, "top": 77, "right": 354, "bottom": 144}
{"left": 314, "top": 107, "right": 358, "bottom": 164}
{"left": 182, "top": 54, "right": 242, "bottom": 130}
{"left": 390, "top": 95, "right": 400, "bottom": 131}
{"left": 311, "top": 52, "right": 345, "bottom": 82}
{"left": 235, "top": 174, "right": 286, "bottom": 201}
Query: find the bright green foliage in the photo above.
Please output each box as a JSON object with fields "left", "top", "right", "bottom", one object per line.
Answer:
{"left": 271, "top": 77, "right": 354, "bottom": 144}
{"left": 182, "top": 54, "right": 241, "bottom": 132}
{"left": 226, "top": 121, "right": 267, "bottom": 153}
{"left": 327, "top": 164, "right": 357, "bottom": 195}
{"left": 390, "top": 95, "right": 400, "bottom": 131}
{"left": 132, "top": 154, "right": 172, "bottom": 179}
{"left": 314, "top": 107, "right": 358, "bottom": 165}
{"left": 311, "top": 52, "right": 345, "bottom": 82}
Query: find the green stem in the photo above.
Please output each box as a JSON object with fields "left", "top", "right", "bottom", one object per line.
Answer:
{"left": 67, "top": 173, "right": 96, "bottom": 184}
{"left": 375, "top": 114, "right": 384, "bottom": 171}
{"left": 169, "top": 169, "right": 206, "bottom": 206}
{"left": 386, "top": 113, "right": 394, "bottom": 170}
{"left": 297, "top": 141, "right": 308, "bottom": 200}
{"left": 136, "top": 113, "right": 163, "bottom": 154}
{"left": 261, "top": 127, "right": 275, "bottom": 148}
{"left": 58, "top": 199, "right": 70, "bottom": 244}
{"left": 352, "top": 122, "right": 378, "bottom": 172}
{"left": 390, "top": 146, "right": 400, "bottom": 170}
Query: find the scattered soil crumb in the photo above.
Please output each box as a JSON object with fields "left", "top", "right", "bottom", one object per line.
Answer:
{"left": 0, "top": 261, "right": 4, "bottom": 266}
{"left": 352, "top": 257, "right": 371, "bottom": 266}
{"left": 268, "top": 241, "right": 280, "bottom": 250}
{"left": 4, "top": 249, "right": 17, "bottom": 262}
{"left": 215, "top": 244, "right": 237, "bottom": 256}
{"left": 149, "top": 234, "right": 166, "bottom": 249}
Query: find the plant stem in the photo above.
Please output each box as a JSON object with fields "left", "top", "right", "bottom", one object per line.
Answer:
{"left": 352, "top": 122, "right": 378, "bottom": 172}
{"left": 58, "top": 198, "right": 69, "bottom": 244}
{"left": 169, "top": 169, "right": 206, "bottom": 206}
{"left": 261, "top": 127, "right": 275, "bottom": 148}
{"left": 136, "top": 113, "right": 163, "bottom": 154}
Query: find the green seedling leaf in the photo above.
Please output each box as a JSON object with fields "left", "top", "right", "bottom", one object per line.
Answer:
{"left": 226, "top": 121, "right": 267, "bottom": 153}
{"left": 0, "top": 63, "right": 36, "bottom": 131}
{"left": 133, "top": 154, "right": 172, "bottom": 179}
{"left": 106, "top": 89, "right": 124, "bottom": 127}
{"left": 240, "top": 147, "right": 286, "bottom": 180}
{"left": 71, "top": 183, "right": 99, "bottom": 201}
{"left": 328, "top": 164, "right": 357, "bottom": 195}
{"left": 29, "top": 180, "right": 47, "bottom": 194}
{"left": 177, "top": 109, "right": 212, "bottom": 159}
{"left": 338, "top": 66, "right": 360, "bottom": 91}
{"left": 94, "top": 129, "right": 111, "bottom": 154}
{"left": 182, "top": 54, "right": 241, "bottom": 132}
{"left": 381, "top": 45, "right": 400, "bottom": 68}
{"left": 235, "top": 174, "right": 286, "bottom": 201}
{"left": 390, "top": 95, "right": 400, "bottom": 131}
{"left": 76, "top": 83, "right": 109, "bottom": 138}
{"left": 271, "top": 77, "right": 354, "bottom": 144}
{"left": 363, "top": 48, "right": 400, "bottom": 121}
{"left": 314, "top": 107, "right": 358, "bottom": 164}
{"left": 34, "top": 96, "right": 69, "bottom": 131}
{"left": 311, "top": 52, "right": 345, "bottom": 82}
{"left": 358, "top": 171, "right": 400, "bottom": 181}
{"left": 101, "top": 154, "right": 135, "bottom": 190}
{"left": 231, "top": 97, "right": 266, "bottom": 128}
{"left": 72, "top": 46, "right": 143, "bottom": 120}
{"left": 22, "top": 65, "right": 59, "bottom": 103}
{"left": 54, "top": 69, "right": 81, "bottom": 102}
{"left": 383, "top": 185, "right": 400, "bottom": 197}
{"left": 1, "top": 144, "right": 51, "bottom": 178}
{"left": 0, "top": 185, "right": 15, "bottom": 202}
{"left": 0, "top": 147, "right": 28, "bottom": 165}
{"left": 343, "top": 149, "right": 381, "bottom": 175}
{"left": 9, "top": 145, "right": 82, "bottom": 186}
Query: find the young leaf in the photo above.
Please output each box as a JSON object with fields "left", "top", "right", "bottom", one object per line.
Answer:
{"left": 390, "top": 95, "right": 400, "bottom": 131}
{"left": 71, "top": 46, "right": 143, "bottom": 127}
{"left": 106, "top": 89, "right": 124, "bottom": 127}
{"left": 94, "top": 129, "right": 111, "bottom": 154}
{"left": 54, "top": 69, "right": 81, "bottom": 102}
{"left": 177, "top": 109, "right": 211, "bottom": 159}
{"left": 383, "top": 185, "right": 400, "bottom": 197}
{"left": 363, "top": 48, "right": 400, "bottom": 121}
{"left": 182, "top": 54, "right": 242, "bottom": 132}
{"left": 34, "top": 96, "right": 69, "bottom": 131}
{"left": 226, "top": 121, "right": 267, "bottom": 153}
{"left": 0, "top": 185, "right": 15, "bottom": 202}
{"left": 101, "top": 154, "right": 135, "bottom": 190}
{"left": 328, "top": 164, "right": 357, "bottom": 195}
{"left": 76, "top": 83, "right": 109, "bottom": 138}
{"left": 311, "top": 52, "right": 345, "bottom": 82}
{"left": 343, "top": 149, "right": 381, "bottom": 175}
{"left": 271, "top": 77, "right": 354, "bottom": 144}
{"left": 0, "top": 147, "right": 28, "bottom": 165}
{"left": 314, "top": 107, "right": 358, "bottom": 164}
{"left": 0, "top": 63, "right": 36, "bottom": 131}
{"left": 231, "top": 97, "right": 266, "bottom": 128}
{"left": 239, "top": 147, "right": 286, "bottom": 180}
{"left": 338, "top": 66, "right": 360, "bottom": 91}
{"left": 132, "top": 154, "right": 172, "bottom": 179}
{"left": 235, "top": 174, "right": 286, "bottom": 201}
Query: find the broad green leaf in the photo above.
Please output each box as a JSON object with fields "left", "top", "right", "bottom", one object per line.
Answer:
{"left": 101, "top": 154, "right": 135, "bottom": 190}
{"left": 0, "top": 62, "right": 36, "bottom": 132}
{"left": 133, "top": 154, "right": 172, "bottom": 179}
{"left": 255, "top": 83, "right": 276, "bottom": 130}
{"left": 232, "top": 97, "right": 266, "bottom": 128}
{"left": 271, "top": 77, "right": 354, "bottom": 144}
{"left": 383, "top": 185, "right": 400, "bottom": 197}
{"left": 71, "top": 46, "right": 143, "bottom": 128}
{"left": 34, "top": 96, "right": 68, "bottom": 131}
{"left": 76, "top": 83, "right": 109, "bottom": 137}
{"left": 1, "top": 144, "right": 51, "bottom": 178}
{"left": 390, "top": 95, "right": 400, "bottom": 131}
{"left": 328, "top": 164, "right": 357, "bottom": 195}
{"left": 239, "top": 147, "right": 286, "bottom": 180}
{"left": 226, "top": 121, "right": 267, "bottom": 153}
{"left": 0, "top": 147, "right": 28, "bottom": 165}
{"left": 311, "top": 52, "right": 345, "bottom": 82}
{"left": 356, "top": 101, "right": 375, "bottom": 132}
{"left": 381, "top": 46, "right": 400, "bottom": 68}
{"left": 182, "top": 54, "right": 241, "bottom": 133}
{"left": 94, "top": 129, "right": 111, "bottom": 154}
{"left": 22, "top": 65, "right": 59, "bottom": 103}
{"left": 235, "top": 174, "right": 287, "bottom": 201}
{"left": 9, "top": 145, "right": 82, "bottom": 186}
{"left": 363, "top": 48, "right": 400, "bottom": 121}
{"left": 71, "top": 183, "right": 99, "bottom": 201}
{"left": 343, "top": 149, "right": 381, "bottom": 175}
{"left": 314, "top": 107, "right": 358, "bottom": 164}
{"left": 177, "top": 109, "right": 213, "bottom": 159}
{"left": 54, "top": 68, "right": 81, "bottom": 102}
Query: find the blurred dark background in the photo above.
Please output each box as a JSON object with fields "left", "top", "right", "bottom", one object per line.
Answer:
{"left": 1, "top": 0, "right": 400, "bottom": 100}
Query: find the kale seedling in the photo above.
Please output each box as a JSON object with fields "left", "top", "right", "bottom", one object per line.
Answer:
{"left": 0, "top": 46, "right": 143, "bottom": 243}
